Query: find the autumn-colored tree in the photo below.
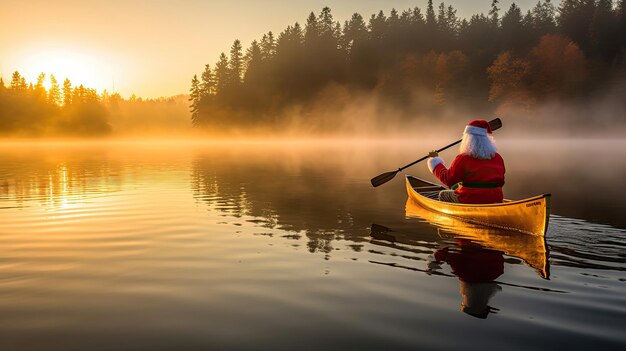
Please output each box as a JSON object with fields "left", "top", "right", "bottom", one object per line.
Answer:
{"left": 530, "top": 34, "right": 586, "bottom": 97}
{"left": 433, "top": 50, "right": 467, "bottom": 104}
{"left": 487, "top": 51, "right": 533, "bottom": 107}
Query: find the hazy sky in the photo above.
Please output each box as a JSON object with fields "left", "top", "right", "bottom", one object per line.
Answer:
{"left": 1, "top": 0, "right": 538, "bottom": 98}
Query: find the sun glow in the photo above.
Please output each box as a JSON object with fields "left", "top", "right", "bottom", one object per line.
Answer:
{"left": 18, "top": 49, "right": 109, "bottom": 91}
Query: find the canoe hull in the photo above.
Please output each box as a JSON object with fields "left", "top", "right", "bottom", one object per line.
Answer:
{"left": 405, "top": 176, "right": 550, "bottom": 236}
{"left": 405, "top": 198, "right": 549, "bottom": 278}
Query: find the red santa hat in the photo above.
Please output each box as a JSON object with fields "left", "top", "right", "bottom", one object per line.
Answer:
{"left": 464, "top": 119, "right": 492, "bottom": 136}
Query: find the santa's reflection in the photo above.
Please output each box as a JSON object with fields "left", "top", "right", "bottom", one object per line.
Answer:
{"left": 431, "top": 239, "right": 503, "bottom": 319}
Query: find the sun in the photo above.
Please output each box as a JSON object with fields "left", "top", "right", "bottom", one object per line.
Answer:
{"left": 19, "top": 49, "right": 108, "bottom": 92}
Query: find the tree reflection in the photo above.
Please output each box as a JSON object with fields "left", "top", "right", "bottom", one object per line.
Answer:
{"left": 0, "top": 149, "right": 122, "bottom": 208}
{"left": 190, "top": 151, "right": 382, "bottom": 255}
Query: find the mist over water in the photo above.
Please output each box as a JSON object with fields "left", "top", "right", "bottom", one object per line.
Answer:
{"left": 2, "top": 0, "right": 625, "bottom": 347}
{"left": 0, "top": 140, "right": 624, "bottom": 350}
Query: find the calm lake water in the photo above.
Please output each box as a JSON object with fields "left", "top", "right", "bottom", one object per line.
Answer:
{"left": 0, "top": 140, "right": 624, "bottom": 350}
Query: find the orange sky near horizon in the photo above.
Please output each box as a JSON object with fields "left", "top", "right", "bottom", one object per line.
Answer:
{"left": 1, "top": 0, "right": 535, "bottom": 98}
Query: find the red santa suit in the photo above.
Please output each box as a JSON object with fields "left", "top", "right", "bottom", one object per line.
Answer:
{"left": 434, "top": 240, "right": 504, "bottom": 283}
{"left": 428, "top": 120, "right": 505, "bottom": 204}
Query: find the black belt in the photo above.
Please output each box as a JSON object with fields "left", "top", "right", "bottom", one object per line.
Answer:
{"left": 459, "top": 182, "right": 501, "bottom": 189}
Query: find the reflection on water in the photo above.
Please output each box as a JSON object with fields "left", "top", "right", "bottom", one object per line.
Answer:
{"left": 0, "top": 150, "right": 122, "bottom": 208}
{"left": 403, "top": 197, "right": 551, "bottom": 319}
{"left": 0, "top": 141, "right": 625, "bottom": 350}
{"left": 405, "top": 198, "right": 550, "bottom": 279}
{"left": 434, "top": 242, "right": 504, "bottom": 319}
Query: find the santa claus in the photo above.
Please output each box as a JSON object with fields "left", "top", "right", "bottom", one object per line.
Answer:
{"left": 427, "top": 119, "right": 505, "bottom": 204}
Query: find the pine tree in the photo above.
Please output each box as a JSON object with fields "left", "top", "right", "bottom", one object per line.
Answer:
{"left": 229, "top": 39, "right": 243, "bottom": 86}
{"left": 589, "top": 0, "right": 619, "bottom": 60}
{"left": 292, "top": 22, "right": 304, "bottom": 45}
{"left": 214, "top": 53, "right": 230, "bottom": 95}
{"left": 304, "top": 12, "right": 320, "bottom": 45}
{"left": 446, "top": 5, "right": 459, "bottom": 34}
{"left": 260, "top": 32, "right": 276, "bottom": 60}
{"left": 426, "top": 0, "right": 436, "bottom": 28}
{"left": 72, "top": 85, "right": 86, "bottom": 104}
{"left": 10, "top": 71, "right": 25, "bottom": 92}
{"left": 200, "top": 64, "right": 215, "bottom": 97}
{"left": 616, "top": 0, "right": 626, "bottom": 49}
{"left": 34, "top": 73, "right": 46, "bottom": 100}
{"left": 189, "top": 75, "right": 200, "bottom": 125}
{"left": 48, "top": 74, "right": 61, "bottom": 105}
{"left": 62, "top": 78, "right": 73, "bottom": 105}
{"left": 532, "top": 0, "right": 556, "bottom": 34}
{"left": 101, "top": 89, "right": 109, "bottom": 103}
{"left": 502, "top": 3, "right": 526, "bottom": 51}
{"left": 411, "top": 6, "right": 425, "bottom": 26}
{"left": 489, "top": 0, "right": 501, "bottom": 26}
{"left": 558, "top": 0, "right": 594, "bottom": 51}
{"left": 319, "top": 7, "right": 335, "bottom": 37}
{"left": 388, "top": 8, "right": 400, "bottom": 26}
{"left": 333, "top": 22, "right": 343, "bottom": 50}
{"left": 343, "top": 13, "right": 368, "bottom": 51}
{"left": 244, "top": 40, "right": 263, "bottom": 84}
{"left": 437, "top": 3, "right": 447, "bottom": 30}
{"left": 316, "top": 7, "right": 340, "bottom": 50}
{"left": 368, "top": 11, "right": 387, "bottom": 41}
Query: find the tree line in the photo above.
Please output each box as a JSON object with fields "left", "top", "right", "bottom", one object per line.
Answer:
{"left": 0, "top": 71, "right": 110, "bottom": 135}
{"left": 189, "top": 0, "right": 626, "bottom": 131}
{"left": 0, "top": 71, "right": 190, "bottom": 136}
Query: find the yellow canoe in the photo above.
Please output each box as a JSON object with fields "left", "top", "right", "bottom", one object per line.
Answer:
{"left": 405, "top": 197, "right": 549, "bottom": 278}
{"left": 405, "top": 175, "right": 551, "bottom": 236}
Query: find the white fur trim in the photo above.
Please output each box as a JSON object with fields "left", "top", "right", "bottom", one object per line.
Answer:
{"left": 464, "top": 125, "right": 488, "bottom": 136}
{"left": 427, "top": 157, "right": 444, "bottom": 173}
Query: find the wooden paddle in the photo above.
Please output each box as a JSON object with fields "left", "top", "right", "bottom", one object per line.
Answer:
{"left": 370, "top": 118, "right": 502, "bottom": 187}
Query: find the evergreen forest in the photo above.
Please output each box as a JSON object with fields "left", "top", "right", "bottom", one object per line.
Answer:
{"left": 190, "top": 0, "right": 626, "bottom": 132}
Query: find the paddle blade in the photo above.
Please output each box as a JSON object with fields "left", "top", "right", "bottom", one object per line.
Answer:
{"left": 370, "top": 171, "right": 398, "bottom": 187}
{"left": 489, "top": 118, "right": 503, "bottom": 131}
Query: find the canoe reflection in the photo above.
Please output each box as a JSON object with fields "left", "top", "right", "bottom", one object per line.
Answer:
{"left": 406, "top": 198, "right": 550, "bottom": 279}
